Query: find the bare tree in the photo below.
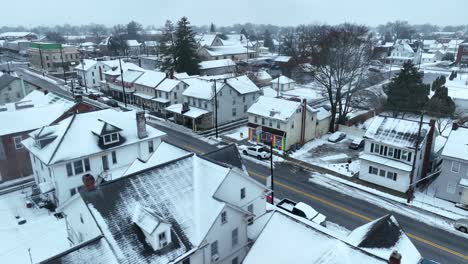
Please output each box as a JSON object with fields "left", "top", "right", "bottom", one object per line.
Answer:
{"left": 89, "top": 24, "right": 108, "bottom": 42}
{"left": 305, "top": 24, "right": 373, "bottom": 132}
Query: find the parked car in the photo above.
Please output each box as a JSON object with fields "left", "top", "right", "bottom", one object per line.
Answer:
{"left": 277, "top": 199, "right": 327, "bottom": 226}
{"left": 454, "top": 218, "right": 468, "bottom": 233}
{"left": 73, "top": 87, "right": 84, "bottom": 95}
{"left": 328, "top": 132, "right": 346, "bottom": 143}
{"left": 349, "top": 138, "right": 364, "bottom": 150}
{"left": 106, "top": 99, "right": 119, "bottom": 108}
{"left": 88, "top": 92, "right": 101, "bottom": 100}
{"left": 242, "top": 145, "right": 271, "bottom": 159}
{"left": 97, "top": 96, "right": 110, "bottom": 104}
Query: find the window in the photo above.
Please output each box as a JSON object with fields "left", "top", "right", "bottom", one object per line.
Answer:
{"left": 102, "top": 155, "right": 109, "bottom": 170}
{"left": 148, "top": 140, "right": 154, "bottom": 153}
{"left": 174, "top": 92, "right": 177, "bottom": 99}
{"left": 84, "top": 158, "right": 90, "bottom": 171}
{"left": 262, "top": 118, "right": 265, "bottom": 125}
{"left": 159, "top": 232, "right": 168, "bottom": 247}
{"left": 93, "top": 79, "right": 96, "bottom": 84}
{"left": 232, "top": 108, "right": 236, "bottom": 117}
{"left": 369, "top": 166, "right": 378, "bottom": 175}
{"left": 46, "top": 56, "right": 49, "bottom": 60}
{"left": 232, "top": 257, "right": 238, "bottom": 264}
{"left": 244, "top": 105, "right": 247, "bottom": 112}
{"left": 70, "top": 188, "right": 77, "bottom": 197}
{"left": 92, "top": 72, "right": 94, "bottom": 77}
{"left": 451, "top": 161, "right": 460, "bottom": 173}
{"left": 103, "top": 133, "right": 119, "bottom": 145}
{"left": 379, "top": 169, "right": 386, "bottom": 177}
{"left": 211, "top": 241, "right": 218, "bottom": 257}
{"left": 243, "top": 95, "right": 246, "bottom": 103}
{"left": 407, "top": 152, "right": 412, "bottom": 162}
{"left": 47, "top": 62, "right": 50, "bottom": 68}
{"left": 252, "top": 94, "right": 255, "bottom": 100}
{"left": 111, "top": 151, "right": 117, "bottom": 164}
{"left": 387, "top": 171, "right": 398, "bottom": 181}
{"left": 254, "top": 116, "right": 258, "bottom": 123}
{"left": 402, "top": 151, "right": 408, "bottom": 161}
{"left": 66, "top": 163, "right": 73, "bottom": 176}
{"left": 16, "top": 92, "right": 21, "bottom": 98}
{"left": 240, "top": 188, "right": 246, "bottom": 199}
{"left": 204, "top": 102, "right": 208, "bottom": 109}
{"left": 232, "top": 228, "right": 238, "bottom": 247}
{"left": 13, "top": 136, "right": 23, "bottom": 150}
{"left": 74, "top": 160, "right": 84, "bottom": 174}
{"left": 232, "top": 98, "right": 236, "bottom": 105}
{"left": 221, "top": 211, "right": 227, "bottom": 224}
{"left": 165, "top": 93, "right": 169, "bottom": 99}
{"left": 247, "top": 204, "right": 254, "bottom": 213}
{"left": 276, "top": 121, "right": 280, "bottom": 129}
{"left": 388, "top": 147, "right": 394, "bottom": 157}
{"left": 291, "top": 121, "right": 294, "bottom": 129}
{"left": 269, "top": 120, "right": 272, "bottom": 127}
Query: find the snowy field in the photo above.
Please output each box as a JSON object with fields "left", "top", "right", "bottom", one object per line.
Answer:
{"left": 0, "top": 189, "right": 69, "bottom": 263}
{"left": 308, "top": 172, "right": 468, "bottom": 238}
{"left": 290, "top": 135, "right": 361, "bottom": 177}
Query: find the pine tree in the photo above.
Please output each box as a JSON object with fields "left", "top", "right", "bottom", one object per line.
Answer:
{"left": 240, "top": 28, "right": 247, "bottom": 37}
{"left": 264, "top": 30, "right": 274, "bottom": 52}
{"left": 385, "top": 61, "right": 429, "bottom": 115}
{"left": 426, "top": 85, "right": 455, "bottom": 117}
{"left": 159, "top": 20, "right": 176, "bottom": 72}
{"left": 210, "top": 23, "right": 216, "bottom": 33}
{"left": 174, "top": 17, "right": 200, "bottom": 75}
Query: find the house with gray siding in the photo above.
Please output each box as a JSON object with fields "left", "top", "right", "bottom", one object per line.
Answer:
{"left": 0, "top": 74, "right": 38, "bottom": 104}
{"left": 433, "top": 126, "right": 468, "bottom": 206}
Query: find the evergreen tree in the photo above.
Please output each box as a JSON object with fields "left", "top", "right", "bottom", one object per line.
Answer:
{"left": 385, "top": 61, "right": 429, "bottom": 115}
{"left": 431, "top": 76, "right": 440, "bottom": 92}
{"left": 210, "top": 23, "right": 216, "bottom": 33}
{"left": 240, "top": 28, "right": 247, "bottom": 36}
{"left": 159, "top": 20, "right": 176, "bottom": 72}
{"left": 174, "top": 17, "right": 200, "bottom": 75}
{"left": 426, "top": 85, "right": 455, "bottom": 117}
{"left": 264, "top": 29, "right": 274, "bottom": 51}
{"left": 126, "top": 21, "right": 143, "bottom": 41}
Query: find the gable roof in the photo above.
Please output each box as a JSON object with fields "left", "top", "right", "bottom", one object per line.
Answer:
{"left": 182, "top": 78, "right": 221, "bottom": 100}
{"left": 441, "top": 127, "right": 468, "bottom": 160}
{"left": 271, "top": 75, "right": 295, "bottom": 84}
{"left": 0, "top": 74, "right": 18, "bottom": 89}
{"left": 247, "top": 96, "right": 302, "bottom": 121}
{"left": 203, "top": 144, "right": 244, "bottom": 170}
{"left": 155, "top": 78, "right": 183, "bottom": 92}
{"left": 81, "top": 154, "right": 231, "bottom": 263}
{"left": 346, "top": 215, "right": 421, "bottom": 264}
{"left": 126, "top": 40, "right": 140, "bottom": 47}
{"left": 75, "top": 59, "right": 97, "bottom": 71}
{"left": 199, "top": 59, "right": 236, "bottom": 70}
{"left": 203, "top": 45, "right": 256, "bottom": 56}
{"left": 364, "top": 116, "right": 430, "bottom": 149}
{"left": 225, "top": 75, "right": 260, "bottom": 94}
{"left": 197, "top": 33, "right": 218, "bottom": 47}
{"left": 22, "top": 109, "right": 165, "bottom": 165}
{"left": 134, "top": 70, "right": 166, "bottom": 88}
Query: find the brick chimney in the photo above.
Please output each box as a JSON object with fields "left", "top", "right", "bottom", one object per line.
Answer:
{"left": 388, "top": 250, "right": 401, "bottom": 264}
{"left": 136, "top": 111, "right": 148, "bottom": 139}
{"left": 82, "top": 174, "right": 96, "bottom": 192}
{"left": 452, "top": 122, "right": 459, "bottom": 131}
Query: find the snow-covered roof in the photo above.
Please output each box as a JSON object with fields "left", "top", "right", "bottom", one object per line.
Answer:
{"left": 80, "top": 42, "right": 96, "bottom": 47}
{"left": 126, "top": 40, "right": 140, "bottom": 47}
{"left": 256, "top": 70, "right": 272, "bottom": 81}
{"left": 346, "top": 215, "right": 421, "bottom": 264}
{"left": 421, "top": 53, "right": 435, "bottom": 59}
{"left": 243, "top": 211, "right": 387, "bottom": 264}
{"left": 274, "top": 56, "right": 292, "bottom": 63}
{"left": 20, "top": 90, "right": 74, "bottom": 107}
{"left": 82, "top": 154, "right": 231, "bottom": 263}
{"left": 203, "top": 45, "right": 256, "bottom": 56}
{"left": 441, "top": 127, "right": 468, "bottom": 160}
{"left": 271, "top": 75, "right": 295, "bottom": 84}
{"left": 247, "top": 96, "right": 301, "bottom": 122}
{"left": 197, "top": 33, "right": 217, "bottom": 47}
{"left": 122, "top": 69, "right": 145, "bottom": 83}
{"left": 360, "top": 153, "right": 412, "bottom": 172}
{"left": 316, "top": 107, "right": 331, "bottom": 121}
{"left": 75, "top": 59, "right": 97, "bottom": 71}
{"left": 0, "top": 101, "right": 73, "bottom": 136}
{"left": 124, "top": 141, "right": 190, "bottom": 176}
{"left": 183, "top": 107, "right": 210, "bottom": 118}
{"left": 199, "top": 59, "right": 236, "bottom": 70}
{"left": 281, "top": 88, "right": 325, "bottom": 103}
{"left": 104, "top": 62, "right": 144, "bottom": 76}
{"left": 364, "top": 116, "right": 430, "bottom": 149}
{"left": 132, "top": 204, "right": 164, "bottom": 234}
{"left": 99, "top": 60, "right": 120, "bottom": 69}
{"left": 225, "top": 75, "right": 260, "bottom": 94}
{"left": 155, "top": 78, "right": 182, "bottom": 92}
{"left": 174, "top": 72, "right": 190, "bottom": 79}
{"left": 182, "top": 78, "right": 220, "bottom": 100}
{"left": 134, "top": 70, "right": 166, "bottom": 88}
{"left": 22, "top": 109, "right": 165, "bottom": 165}
{"left": 0, "top": 32, "right": 35, "bottom": 38}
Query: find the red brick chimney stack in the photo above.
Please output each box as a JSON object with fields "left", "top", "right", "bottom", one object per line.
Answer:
{"left": 388, "top": 250, "right": 401, "bottom": 264}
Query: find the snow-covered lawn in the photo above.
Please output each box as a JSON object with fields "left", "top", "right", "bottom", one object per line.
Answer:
{"left": 223, "top": 126, "right": 249, "bottom": 141}
{"left": 308, "top": 172, "right": 468, "bottom": 238}
{"left": 0, "top": 189, "right": 69, "bottom": 263}
{"left": 290, "top": 136, "right": 361, "bottom": 177}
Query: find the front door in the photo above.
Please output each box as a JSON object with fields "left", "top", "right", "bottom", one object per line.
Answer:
{"left": 102, "top": 155, "right": 109, "bottom": 171}
{"left": 461, "top": 187, "right": 468, "bottom": 206}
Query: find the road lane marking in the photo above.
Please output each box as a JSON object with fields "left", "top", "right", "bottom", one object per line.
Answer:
{"left": 248, "top": 170, "right": 468, "bottom": 260}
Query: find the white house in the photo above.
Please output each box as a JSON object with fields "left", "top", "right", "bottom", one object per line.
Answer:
{"left": 359, "top": 116, "right": 433, "bottom": 193}
{"left": 133, "top": 70, "right": 166, "bottom": 110}
{"left": 199, "top": 58, "right": 236, "bottom": 76}
{"left": 270, "top": 75, "right": 295, "bottom": 92}
{"left": 75, "top": 59, "right": 120, "bottom": 88}
{"left": 388, "top": 42, "right": 421, "bottom": 65}
{"left": 153, "top": 78, "right": 189, "bottom": 114}
{"left": 22, "top": 109, "right": 165, "bottom": 206}
{"left": 247, "top": 96, "right": 330, "bottom": 151}
{"left": 126, "top": 39, "right": 141, "bottom": 56}
{"left": 55, "top": 148, "right": 268, "bottom": 264}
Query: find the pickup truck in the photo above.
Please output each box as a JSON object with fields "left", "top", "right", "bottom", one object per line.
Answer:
{"left": 277, "top": 198, "right": 327, "bottom": 226}
{"left": 241, "top": 145, "right": 271, "bottom": 159}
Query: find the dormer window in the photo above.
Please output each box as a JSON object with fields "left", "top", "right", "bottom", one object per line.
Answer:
{"left": 132, "top": 205, "right": 172, "bottom": 251}
{"left": 103, "top": 133, "right": 119, "bottom": 145}
{"left": 159, "top": 232, "right": 167, "bottom": 247}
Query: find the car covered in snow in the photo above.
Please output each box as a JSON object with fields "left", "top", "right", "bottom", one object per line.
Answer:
{"left": 241, "top": 145, "right": 271, "bottom": 159}
{"left": 277, "top": 198, "right": 327, "bottom": 226}
{"left": 454, "top": 218, "right": 468, "bottom": 233}
{"left": 349, "top": 138, "right": 364, "bottom": 150}
{"left": 328, "top": 131, "right": 346, "bottom": 143}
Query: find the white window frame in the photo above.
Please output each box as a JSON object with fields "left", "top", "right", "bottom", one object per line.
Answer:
{"left": 158, "top": 232, "right": 168, "bottom": 248}
{"left": 451, "top": 161, "right": 460, "bottom": 173}
{"left": 13, "top": 136, "right": 23, "bottom": 150}
{"left": 103, "top": 133, "right": 119, "bottom": 145}
{"left": 221, "top": 211, "right": 227, "bottom": 224}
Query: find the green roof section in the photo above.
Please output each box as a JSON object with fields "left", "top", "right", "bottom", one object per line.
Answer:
{"left": 30, "top": 42, "right": 62, "bottom": 50}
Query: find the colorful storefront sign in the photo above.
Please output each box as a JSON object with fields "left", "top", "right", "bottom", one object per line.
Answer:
{"left": 248, "top": 127, "right": 286, "bottom": 150}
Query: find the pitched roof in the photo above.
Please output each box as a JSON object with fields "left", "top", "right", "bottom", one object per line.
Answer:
{"left": 134, "top": 70, "right": 166, "bottom": 88}
{"left": 75, "top": 59, "right": 98, "bottom": 71}
{"left": 199, "top": 59, "right": 236, "bottom": 70}
{"left": 197, "top": 33, "right": 217, "bottom": 47}
{"left": 0, "top": 74, "right": 17, "bottom": 89}
{"left": 155, "top": 78, "right": 182, "bottom": 92}
{"left": 203, "top": 45, "right": 256, "bottom": 56}
{"left": 364, "top": 116, "right": 430, "bottom": 149}
{"left": 203, "top": 144, "right": 244, "bottom": 170}
{"left": 81, "top": 154, "right": 231, "bottom": 263}
{"left": 182, "top": 78, "right": 221, "bottom": 100}
{"left": 126, "top": 40, "right": 140, "bottom": 47}
{"left": 271, "top": 75, "right": 295, "bottom": 84}
{"left": 22, "top": 109, "right": 165, "bottom": 165}
{"left": 247, "top": 96, "right": 301, "bottom": 121}
{"left": 441, "top": 127, "right": 468, "bottom": 160}
{"left": 225, "top": 75, "right": 260, "bottom": 94}
{"left": 346, "top": 215, "right": 421, "bottom": 264}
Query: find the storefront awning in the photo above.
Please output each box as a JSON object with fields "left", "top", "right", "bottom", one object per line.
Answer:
{"left": 133, "top": 93, "right": 154, "bottom": 100}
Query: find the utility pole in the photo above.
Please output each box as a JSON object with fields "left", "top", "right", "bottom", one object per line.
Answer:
{"left": 407, "top": 112, "right": 424, "bottom": 203}
{"left": 118, "top": 57, "right": 127, "bottom": 107}
{"left": 269, "top": 138, "right": 274, "bottom": 204}
{"left": 28, "top": 248, "right": 33, "bottom": 264}
{"left": 59, "top": 47, "right": 67, "bottom": 85}
{"left": 211, "top": 80, "right": 219, "bottom": 138}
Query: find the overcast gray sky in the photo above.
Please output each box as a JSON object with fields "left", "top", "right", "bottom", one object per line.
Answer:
{"left": 2, "top": 0, "right": 467, "bottom": 27}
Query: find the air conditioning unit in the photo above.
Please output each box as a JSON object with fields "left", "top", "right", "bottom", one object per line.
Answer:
{"left": 211, "top": 254, "right": 219, "bottom": 263}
